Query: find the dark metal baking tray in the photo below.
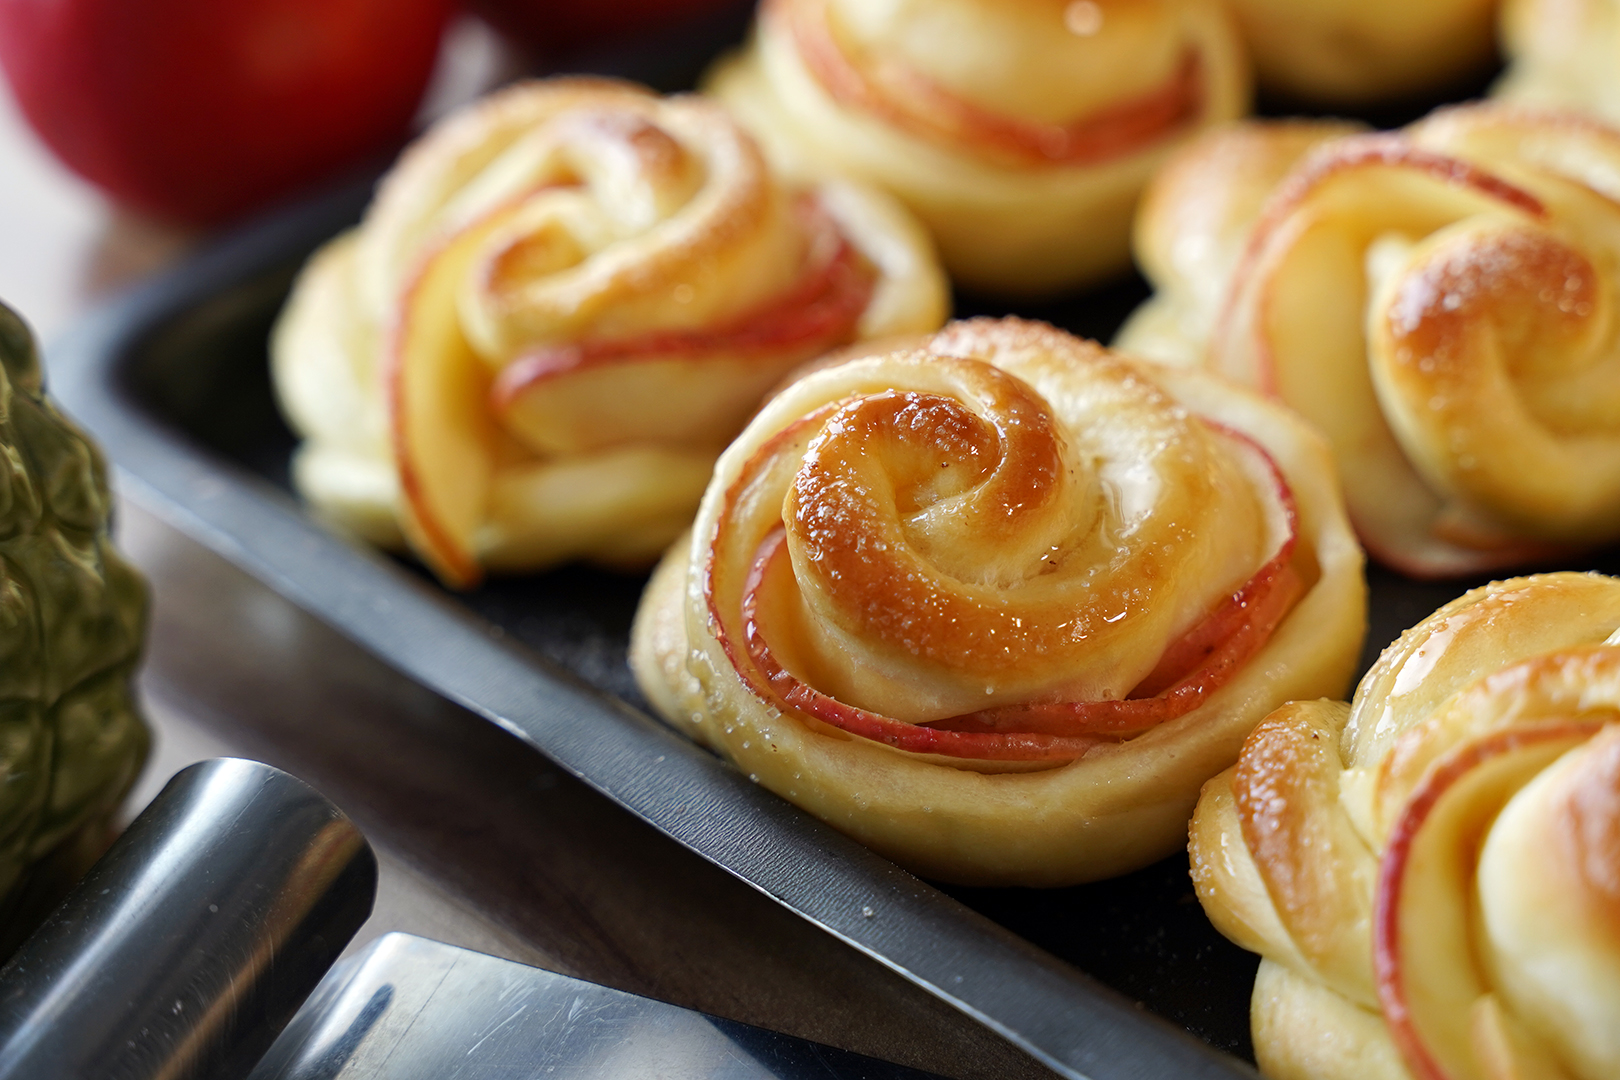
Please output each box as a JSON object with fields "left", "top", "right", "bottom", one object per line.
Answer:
{"left": 41, "top": 21, "right": 1569, "bottom": 1080}
{"left": 58, "top": 139, "right": 1615, "bottom": 1080}
{"left": 50, "top": 175, "right": 1263, "bottom": 1080}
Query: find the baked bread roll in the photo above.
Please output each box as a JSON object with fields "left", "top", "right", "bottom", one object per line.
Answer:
{"left": 705, "top": 0, "right": 1250, "bottom": 297}
{"left": 1227, "top": 0, "right": 1497, "bottom": 106}
{"left": 631, "top": 318, "right": 1364, "bottom": 885}
{"left": 1497, "top": 0, "right": 1620, "bottom": 126}
{"left": 1119, "top": 103, "right": 1620, "bottom": 578}
{"left": 271, "top": 78, "right": 948, "bottom": 587}
{"left": 1191, "top": 572, "right": 1620, "bottom": 1080}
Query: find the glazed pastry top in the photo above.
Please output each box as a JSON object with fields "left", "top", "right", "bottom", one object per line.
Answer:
{"left": 631, "top": 317, "right": 1365, "bottom": 885}
{"left": 356, "top": 79, "right": 866, "bottom": 364}
{"left": 707, "top": 319, "right": 1299, "bottom": 749}
{"left": 1120, "top": 103, "right": 1620, "bottom": 577}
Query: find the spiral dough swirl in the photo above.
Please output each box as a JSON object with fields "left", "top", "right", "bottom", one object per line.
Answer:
{"left": 631, "top": 318, "right": 1364, "bottom": 885}
{"left": 1191, "top": 572, "right": 1620, "bottom": 1080}
{"left": 271, "top": 78, "right": 947, "bottom": 586}
{"left": 1122, "top": 102, "right": 1620, "bottom": 577}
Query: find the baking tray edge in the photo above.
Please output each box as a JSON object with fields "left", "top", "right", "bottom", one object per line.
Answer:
{"left": 47, "top": 184, "right": 1258, "bottom": 1080}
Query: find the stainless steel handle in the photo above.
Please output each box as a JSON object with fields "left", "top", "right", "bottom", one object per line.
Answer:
{"left": 0, "top": 757, "right": 377, "bottom": 1080}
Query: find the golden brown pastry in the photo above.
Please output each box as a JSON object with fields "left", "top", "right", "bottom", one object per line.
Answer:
{"left": 631, "top": 318, "right": 1364, "bottom": 885}
{"left": 1226, "top": 0, "right": 1498, "bottom": 106}
{"left": 1119, "top": 102, "right": 1620, "bottom": 578}
{"left": 1191, "top": 572, "right": 1620, "bottom": 1080}
{"left": 705, "top": 0, "right": 1250, "bottom": 297}
{"left": 1497, "top": 0, "right": 1620, "bottom": 126}
{"left": 271, "top": 78, "right": 948, "bottom": 587}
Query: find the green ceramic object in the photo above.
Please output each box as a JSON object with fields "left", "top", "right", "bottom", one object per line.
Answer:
{"left": 0, "top": 301, "right": 148, "bottom": 930}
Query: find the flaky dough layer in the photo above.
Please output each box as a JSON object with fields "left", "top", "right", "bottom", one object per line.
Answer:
{"left": 1497, "top": 0, "right": 1620, "bottom": 128}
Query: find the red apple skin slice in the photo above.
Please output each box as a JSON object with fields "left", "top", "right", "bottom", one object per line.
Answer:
{"left": 777, "top": 0, "right": 1206, "bottom": 168}
{"left": 702, "top": 408, "right": 839, "bottom": 687}
{"left": 961, "top": 422, "right": 1303, "bottom": 731}
{"left": 706, "top": 414, "right": 1304, "bottom": 762}
{"left": 487, "top": 231, "right": 873, "bottom": 456}
{"left": 738, "top": 527, "right": 1105, "bottom": 762}
{"left": 493, "top": 353, "right": 789, "bottom": 456}
{"left": 1374, "top": 721, "right": 1607, "bottom": 1080}
{"left": 738, "top": 529, "right": 1294, "bottom": 757}
{"left": 388, "top": 220, "right": 503, "bottom": 590}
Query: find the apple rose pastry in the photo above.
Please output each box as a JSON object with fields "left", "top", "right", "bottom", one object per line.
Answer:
{"left": 704, "top": 0, "right": 1250, "bottom": 297}
{"left": 1497, "top": 0, "right": 1620, "bottom": 127}
{"left": 1118, "top": 102, "right": 1620, "bottom": 578}
{"left": 1190, "top": 571, "right": 1620, "bottom": 1080}
{"left": 630, "top": 318, "right": 1364, "bottom": 885}
{"left": 271, "top": 78, "right": 948, "bottom": 587}
{"left": 1225, "top": 0, "right": 1497, "bottom": 106}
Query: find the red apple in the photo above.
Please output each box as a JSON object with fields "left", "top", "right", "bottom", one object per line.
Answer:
{"left": 0, "top": 0, "right": 453, "bottom": 225}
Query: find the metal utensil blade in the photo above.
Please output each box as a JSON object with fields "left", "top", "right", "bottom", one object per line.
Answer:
{"left": 250, "top": 933, "right": 947, "bottom": 1080}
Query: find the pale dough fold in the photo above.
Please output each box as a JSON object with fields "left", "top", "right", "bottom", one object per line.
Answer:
{"left": 631, "top": 318, "right": 1364, "bottom": 886}
{"left": 705, "top": 0, "right": 1250, "bottom": 297}
{"left": 271, "top": 77, "right": 948, "bottom": 587}
{"left": 1191, "top": 572, "right": 1620, "bottom": 1080}
{"left": 1119, "top": 102, "right": 1620, "bottom": 578}
{"left": 1497, "top": 0, "right": 1620, "bottom": 127}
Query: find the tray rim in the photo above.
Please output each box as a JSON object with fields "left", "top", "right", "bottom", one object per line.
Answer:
{"left": 46, "top": 181, "right": 1259, "bottom": 1080}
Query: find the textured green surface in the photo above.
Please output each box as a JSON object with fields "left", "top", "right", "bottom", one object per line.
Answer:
{"left": 0, "top": 301, "right": 148, "bottom": 914}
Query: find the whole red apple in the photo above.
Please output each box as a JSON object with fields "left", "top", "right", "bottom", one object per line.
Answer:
{"left": 0, "top": 0, "right": 453, "bottom": 225}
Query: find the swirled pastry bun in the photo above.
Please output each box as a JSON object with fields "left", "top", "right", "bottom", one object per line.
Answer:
{"left": 1119, "top": 102, "right": 1620, "bottom": 578}
{"left": 1498, "top": 0, "right": 1620, "bottom": 126}
{"left": 1227, "top": 0, "right": 1497, "bottom": 106}
{"left": 271, "top": 78, "right": 948, "bottom": 587}
{"left": 1191, "top": 572, "right": 1620, "bottom": 1080}
{"left": 630, "top": 318, "right": 1364, "bottom": 886}
{"left": 705, "top": 0, "right": 1250, "bottom": 297}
